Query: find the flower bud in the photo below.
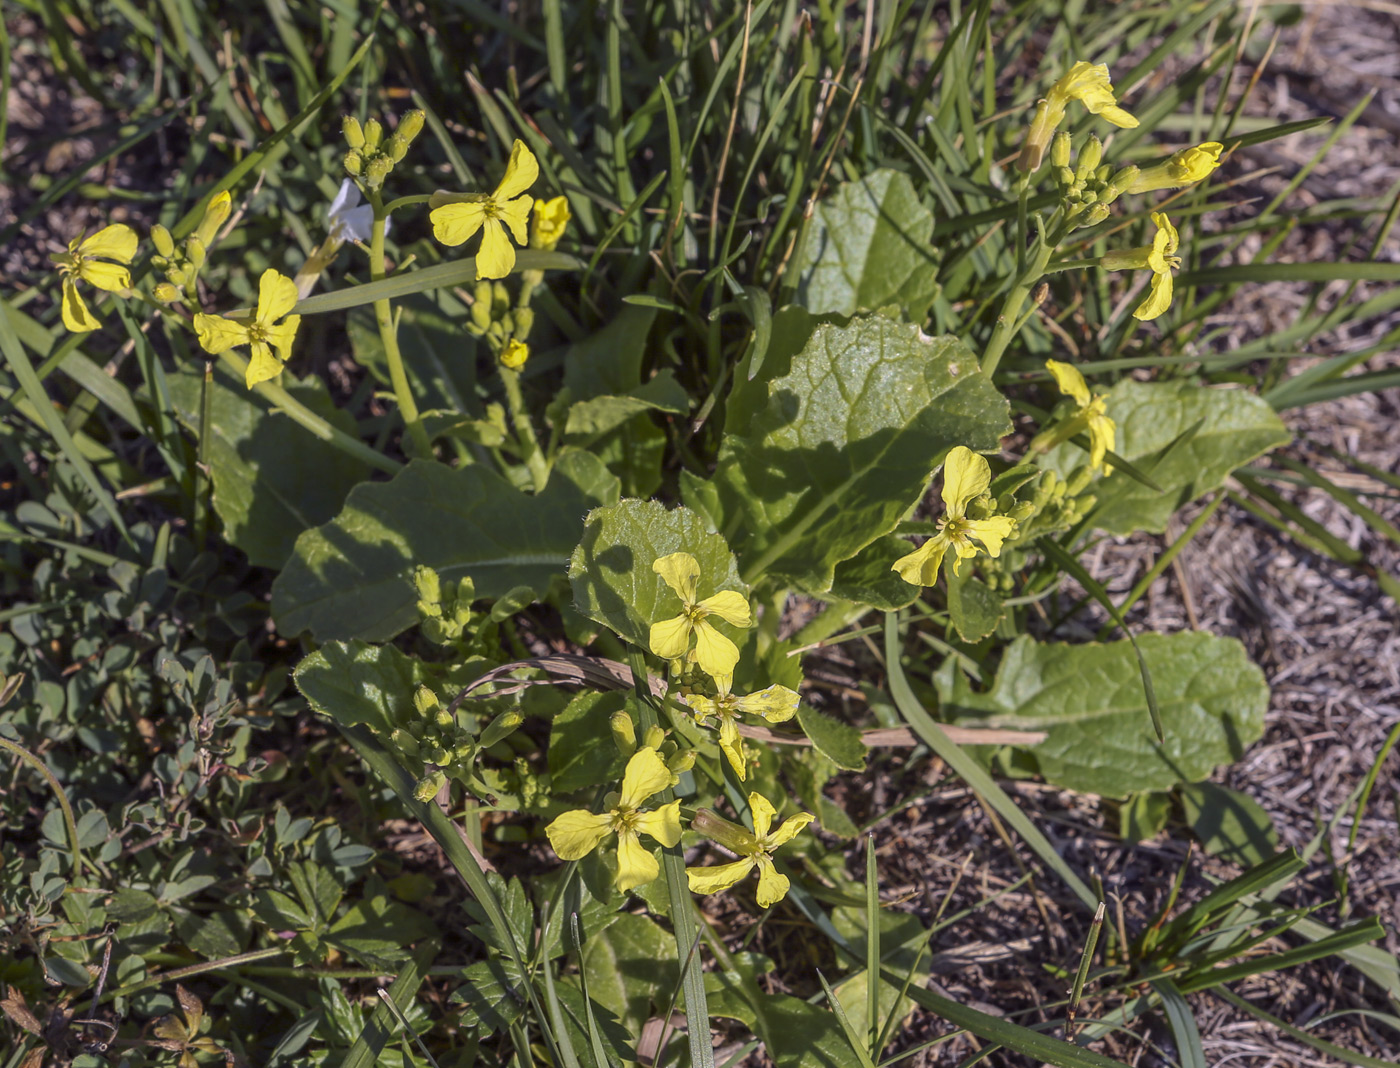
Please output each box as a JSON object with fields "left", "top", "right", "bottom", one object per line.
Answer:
{"left": 1076, "top": 135, "right": 1103, "bottom": 179}
{"left": 690, "top": 808, "right": 758, "bottom": 854}
{"left": 1050, "top": 131, "right": 1072, "bottom": 170}
{"left": 362, "top": 118, "right": 383, "bottom": 149}
{"left": 610, "top": 710, "right": 637, "bottom": 756}
{"left": 343, "top": 115, "right": 366, "bottom": 150}
{"left": 151, "top": 224, "right": 175, "bottom": 258}
{"left": 364, "top": 155, "right": 392, "bottom": 188}
{"left": 414, "top": 565, "right": 443, "bottom": 610}
{"left": 413, "top": 769, "right": 447, "bottom": 802}
{"left": 196, "top": 190, "right": 232, "bottom": 247}
{"left": 1010, "top": 500, "right": 1037, "bottom": 523}
{"left": 166, "top": 266, "right": 188, "bottom": 287}
{"left": 386, "top": 134, "right": 409, "bottom": 164}
{"left": 642, "top": 725, "right": 666, "bottom": 751}
{"left": 397, "top": 109, "right": 425, "bottom": 144}
{"left": 471, "top": 295, "right": 494, "bottom": 332}
{"left": 1107, "top": 165, "right": 1140, "bottom": 199}
{"left": 480, "top": 709, "right": 524, "bottom": 748}
{"left": 500, "top": 339, "right": 529, "bottom": 370}
{"left": 667, "top": 749, "right": 696, "bottom": 775}
{"left": 1083, "top": 203, "right": 1111, "bottom": 226}
{"left": 512, "top": 307, "right": 534, "bottom": 338}
{"left": 154, "top": 282, "right": 180, "bottom": 303}
{"left": 344, "top": 151, "right": 362, "bottom": 176}
{"left": 186, "top": 235, "right": 206, "bottom": 271}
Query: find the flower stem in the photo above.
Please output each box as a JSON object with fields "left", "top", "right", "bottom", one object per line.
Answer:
{"left": 368, "top": 190, "right": 432, "bottom": 458}
{"left": 499, "top": 367, "right": 550, "bottom": 493}
{"left": 980, "top": 226, "right": 1057, "bottom": 379}
{"left": 216, "top": 351, "right": 401, "bottom": 475}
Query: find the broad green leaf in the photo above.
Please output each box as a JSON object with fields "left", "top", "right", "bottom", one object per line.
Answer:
{"left": 294, "top": 640, "right": 427, "bottom": 735}
{"left": 563, "top": 370, "right": 690, "bottom": 436}
{"left": 452, "top": 957, "right": 529, "bottom": 1033}
{"left": 945, "top": 568, "right": 1004, "bottom": 642}
{"left": 939, "top": 633, "right": 1268, "bottom": 797}
{"left": 1045, "top": 380, "right": 1289, "bottom": 535}
{"left": 273, "top": 455, "right": 619, "bottom": 642}
{"left": 569, "top": 498, "right": 746, "bottom": 651}
{"left": 562, "top": 303, "right": 657, "bottom": 400}
{"left": 1119, "top": 791, "right": 1172, "bottom": 842}
{"left": 167, "top": 369, "right": 373, "bottom": 569}
{"left": 832, "top": 906, "right": 929, "bottom": 1046}
{"left": 326, "top": 895, "right": 437, "bottom": 968}
{"left": 579, "top": 912, "right": 677, "bottom": 1035}
{"left": 797, "top": 169, "right": 938, "bottom": 320}
{"left": 549, "top": 691, "right": 627, "bottom": 794}
{"left": 348, "top": 292, "right": 479, "bottom": 416}
{"left": 828, "top": 535, "right": 921, "bottom": 610}
{"left": 714, "top": 315, "right": 1009, "bottom": 592}
{"left": 706, "top": 956, "right": 852, "bottom": 1068}
{"left": 796, "top": 705, "right": 866, "bottom": 772}
{"left": 1180, "top": 781, "right": 1279, "bottom": 868}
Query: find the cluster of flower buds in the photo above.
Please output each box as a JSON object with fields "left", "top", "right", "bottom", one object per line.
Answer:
{"left": 979, "top": 467, "right": 1098, "bottom": 588}
{"left": 468, "top": 279, "right": 534, "bottom": 368}
{"left": 343, "top": 110, "right": 425, "bottom": 191}
{"left": 397, "top": 685, "right": 523, "bottom": 802}
{"left": 1051, "top": 133, "right": 1140, "bottom": 228}
{"left": 150, "top": 191, "right": 232, "bottom": 303}
{"left": 414, "top": 565, "right": 475, "bottom": 646}
{"left": 610, "top": 708, "right": 696, "bottom": 781}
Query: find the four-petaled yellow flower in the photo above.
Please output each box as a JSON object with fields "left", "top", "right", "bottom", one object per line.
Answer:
{"left": 891, "top": 446, "right": 1017, "bottom": 587}
{"left": 430, "top": 139, "right": 538, "bottom": 280}
{"left": 648, "top": 552, "right": 752, "bottom": 678}
{"left": 1100, "top": 211, "right": 1180, "bottom": 322}
{"left": 681, "top": 678, "right": 799, "bottom": 781}
{"left": 193, "top": 269, "right": 303, "bottom": 388}
{"left": 1128, "top": 142, "right": 1224, "bottom": 195}
{"left": 50, "top": 224, "right": 138, "bottom": 333}
{"left": 1019, "top": 61, "right": 1138, "bottom": 172}
{"left": 545, "top": 747, "right": 682, "bottom": 891}
{"left": 530, "top": 195, "right": 571, "bottom": 251}
{"left": 1042, "top": 359, "right": 1116, "bottom": 472}
{"left": 687, "top": 792, "right": 813, "bottom": 908}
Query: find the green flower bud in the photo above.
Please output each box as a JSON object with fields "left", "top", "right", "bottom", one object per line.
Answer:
{"left": 343, "top": 115, "right": 366, "bottom": 150}
{"left": 453, "top": 741, "right": 476, "bottom": 761}
{"left": 1010, "top": 500, "right": 1037, "bottom": 523}
{"left": 414, "top": 565, "right": 443, "bottom": 611}
{"left": 512, "top": 306, "right": 534, "bottom": 338}
{"left": 344, "top": 151, "right": 362, "bottom": 176}
{"left": 492, "top": 282, "right": 511, "bottom": 313}
{"left": 364, "top": 155, "right": 392, "bottom": 189}
{"left": 1066, "top": 465, "right": 1093, "bottom": 496}
{"left": 186, "top": 235, "right": 206, "bottom": 271}
{"left": 1076, "top": 135, "right": 1103, "bottom": 179}
{"left": 1107, "top": 165, "right": 1140, "bottom": 198}
{"left": 414, "top": 685, "right": 440, "bottom": 717}
{"left": 386, "top": 134, "right": 409, "bottom": 164}
{"left": 1051, "top": 131, "right": 1072, "bottom": 170}
{"left": 1055, "top": 166, "right": 1076, "bottom": 189}
{"left": 166, "top": 266, "right": 189, "bottom": 287}
{"left": 667, "top": 749, "right": 696, "bottom": 775}
{"left": 413, "top": 769, "right": 447, "bottom": 802}
{"left": 362, "top": 118, "right": 383, "bottom": 150}
{"left": 642, "top": 725, "right": 666, "bottom": 751}
{"left": 397, "top": 109, "right": 425, "bottom": 144}
{"left": 1083, "top": 203, "right": 1111, "bottom": 226}
{"left": 151, "top": 224, "right": 175, "bottom": 258}
{"left": 392, "top": 728, "right": 421, "bottom": 757}
{"left": 480, "top": 709, "right": 524, "bottom": 748}
{"left": 610, "top": 710, "right": 637, "bottom": 756}
{"left": 154, "top": 282, "right": 180, "bottom": 303}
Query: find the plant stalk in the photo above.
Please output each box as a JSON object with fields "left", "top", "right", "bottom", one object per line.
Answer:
{"left": 368, "top": 190, "right": 432, "bottom": 458}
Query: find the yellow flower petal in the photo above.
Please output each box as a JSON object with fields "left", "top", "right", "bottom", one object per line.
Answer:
{"left": 891, "top": 533, "right": 949, "bottom": 587}
{"left": 1134, "top": 269, "right": 1173, "bottom": 322}
{"left": 531, "top": 195, "right": 571, "bottom": 250}
{"left": 193, "top": 314, "right": 251, "bottom": 356}
{"left": 245, "top": 341, "right": 284, "bottom": 388}
{"left": 634, "top": 799, "right": 683, "bottom": 848}
{"left": 78, "top": 223, "right": 137, "bottom": 264}
{"left": 965, "top": 515, "right": 1017, "bottom": 558}
{"left": 697, "top": 589, "right": 752, "bottom": 629}
{"left": 652, "top": 552, "right": 700, "bottom": 604}
{"left": 265, "top": 315, "right": 301, "bottom": 364}
{"left": 1045, "top": 359, "right": 1091, "bottom": 409}
{"left": 79, "top": 259, "right": 132, "bottom": 293}
{"left": 940, "top": 446, "right": 991, "bottom": 517}
{"left": 692, "top": 620, "right": 741, "bottom": 679}
{"left": 1087, "top": 409, "right": 1116, "bottom": 471}
{"left": 494, "top": 140, "right": 539, "bottom": 202}
{"left": 734, "top": 684, "right": 799, "bottom": 724}
{"left": 680, "top": 693, "right": 719, "bottom": 722}
{"left": 61, "top": 277, "right": 99, "bottom": 332}
{"left": 686, "top": 858, "right": 755, "bottom": 895}
{"left": 197, "top": 190, "right": 233, "bottom": 246}
{"left": 545, "top": 809, "right": 614, "bottom": 860}
{"left": 496, "top": 194, "right": 534, "bottom": 246}
{"left": 430, "top": 201, "right": 487, "bottom": 247}
{"left": 615, "top": 828, "right": 659, "bottom": 891}
{"left": 649, "top": 614, "right": 692, "bottom": 661}
{"left": 501, "top": 339, "right": 529, "bottom": 369}
{"left": 475, "top": 219, "right": 516, "bottom": 280}
{"left": 764, "top": 811, "right": 815, "bottom": 850}
{"left": 753, "top": 855, "right": 791, "bottom": 908}
{"left": 618, "top": 747, "right": 672, "bottom": 810}
{"left": 717, "top": 715, "right": 747, "bottom": 780}
{"left": 256, "top": 269, "right": 300, "bottom": 324}
{"left": 748, "top": 792, "right": 778, "bottom": 840}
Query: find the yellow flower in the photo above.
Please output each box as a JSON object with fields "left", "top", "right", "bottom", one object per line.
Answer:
{"left": 1100, "top": 211, "right": 1180, "bottom": 322}
{"left": 50, "top": 224, "right": 137, "bottom": 333}
{"left": 1128, "top": 142, "right": 1224, "bottom": 195}
{"left": 545, "top": 747, "right": 682, "bottom": 891}
{"left": 1042, "top": 359, "right": 1116, "bottom": 472}
{"left": 429, "top": 140, "right": 538, "bottom": 280}
{"left": 1019, "top": 61, "right": 1138, "bottom": 172}
{"left": 196, "top": 190, "right": 233, "bottom": 247}
{"left": 193, "top": 269, "right": 303, "bottom": 388}
{"left": 500, "top": 339, "right": 529, "bottom": 369}
{"left": 686, "top": 793, "right": 813, "bottom": 908}
{"left": 891, "top": 446, "right": 1018, "bottom": 587}
{"left": 530, "top": 195, "right": 571, "bottom": 251}
{"left": 648, "top": 552, "right": 752, "bottom": 678}
{"left": 681, "top": 678, "right": 799, "bottom": 781}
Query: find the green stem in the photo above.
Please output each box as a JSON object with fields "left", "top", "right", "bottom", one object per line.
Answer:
{"left": 499, "top": 367, "right": 550, "bottom": 492}
{"left": 383, "top": 193, "right": 433, "bottom": 215}
{"left": 0, "top": 736, "right": 84, "bottom": 877}
{"left": 217, "top": 351, "right": 401, "bottom": 475}
{"left": 981, "top": 239, "right": 1054, "bottom": 379}
{"left": 194, "top": 359, "right": 213, "bottom": 550}
{"left": 368, "top": 189, "right": 432, "bottom": 458}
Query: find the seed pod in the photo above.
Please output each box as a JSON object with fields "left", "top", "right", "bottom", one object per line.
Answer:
{"left": 343, "top": 115, "right": 366, "bottom": 150}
